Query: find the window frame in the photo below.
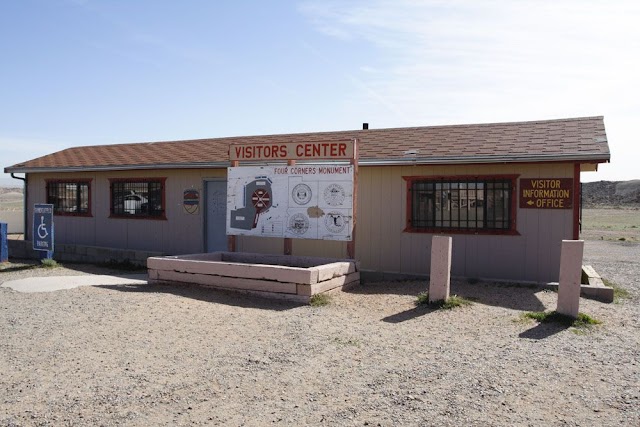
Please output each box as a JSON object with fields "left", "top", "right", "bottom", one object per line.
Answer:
{"left": 108, "top": 177, "right": 167, "bottom": 220}
{"left": 403, "top": 174, "right": 519, "bottom": 235}
{"left": 45, "top": 179, "right": 93, "bottom": 217}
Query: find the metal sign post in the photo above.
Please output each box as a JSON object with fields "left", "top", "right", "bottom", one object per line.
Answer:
{"left": 284, "top": 159, "right": 296, "bottom": 255}
{"left": 228, "top": 160, "right": 239, "bottom": 252}
{"left": 33, "top": 204, "right": 54, "bottom": 259}
{"left": 347, "top": 138, "right": 358, "bottom": 259}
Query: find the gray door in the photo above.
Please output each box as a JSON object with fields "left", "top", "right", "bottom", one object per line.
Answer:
{"left": 206, "top": 180, "right": 228, "bottom": 252}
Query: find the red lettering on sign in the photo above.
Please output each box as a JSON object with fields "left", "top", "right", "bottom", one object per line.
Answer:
{"left": 230, "top": 141, "right": 353, "bottom": 161}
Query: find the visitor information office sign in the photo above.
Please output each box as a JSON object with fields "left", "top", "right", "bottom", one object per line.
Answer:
{"left": 519, "top": 178, "right": 573, "bottom": 209}
{"left": 227, "top": 140, "right": 356, "bottom": 241}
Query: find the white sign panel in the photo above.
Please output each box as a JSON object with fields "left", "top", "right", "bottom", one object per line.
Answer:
{"left": 227, "top": 165, "right": 354, "bottom": 241}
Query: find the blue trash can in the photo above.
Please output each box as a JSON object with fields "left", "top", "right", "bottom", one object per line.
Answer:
{"left": 0, "top": 222, "right": 8, "bottom": 263}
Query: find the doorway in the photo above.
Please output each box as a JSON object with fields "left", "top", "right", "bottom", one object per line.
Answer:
{"left": 205, "top": 179, "right": 228, "bottom": 252}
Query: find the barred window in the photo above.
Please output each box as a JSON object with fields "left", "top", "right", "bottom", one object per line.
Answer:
{"left": 46, "top": 180, "right": 90, "bottom": 215}
{"left": 110, "top": 179, "right": 165, "bottom": 218}
{"left": 407, "top": 177, "right": 515, "bottom": 232}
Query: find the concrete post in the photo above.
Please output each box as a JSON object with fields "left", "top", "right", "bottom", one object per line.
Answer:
{"left": 0, "top": 223, "right": 7, "bottom": 263}
{"left": 429, "top": 236, "right": 452, "bottom": 303}
{"left": 556, "top": 240, "right": 584, "bottom": 318}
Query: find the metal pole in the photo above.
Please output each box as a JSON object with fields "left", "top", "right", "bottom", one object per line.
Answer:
{"left": 228, "top": 160, "right": 239, "bottom": 252}
{"left": 347, "top": 138, "right": 358, "bottom": 259}
{"left": 284, "top": 159, "right": 296, "bottom": 255}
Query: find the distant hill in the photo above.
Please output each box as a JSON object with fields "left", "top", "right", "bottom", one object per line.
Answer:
{"left": 0, "top": 187, "right": 23, "bottom": 196}
{"left": 582, "top": 180, "right": 640, "bottom": 208}
{"left": 0, "top": 187, "right": 23, "bottom": 211}
{"left": 0, "top": 187, "right": 22, "bottom": 198}
{"left": 0, "top": 177, "right": 24, "bottom": 188}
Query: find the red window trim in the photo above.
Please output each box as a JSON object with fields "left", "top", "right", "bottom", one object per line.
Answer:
{"left": 108, "top": 177, "right": 167, "bottom": 220}
{"left": 403, "top": 174, "right": 519, "bottom": 236}
{"left": 45, "top": 179, "right": 93, "bottom": 218}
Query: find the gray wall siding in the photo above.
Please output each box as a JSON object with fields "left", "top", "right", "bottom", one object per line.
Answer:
{"left": 27, "top": 161, "right": 575, "bottom": 283}
{"left": 27, "top": 169, "right": 225, "bottom": 255}
{"left": 353, "top": 163, "right": 574, "bottom": 283}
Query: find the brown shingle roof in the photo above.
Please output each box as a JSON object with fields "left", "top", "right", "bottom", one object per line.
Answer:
{"left": 5, "top": 116, "right": 610, "bottom": 172}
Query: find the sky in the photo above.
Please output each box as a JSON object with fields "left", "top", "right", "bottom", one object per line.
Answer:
{"left": 1, "top": 0, "right": 639, "bottom": 186}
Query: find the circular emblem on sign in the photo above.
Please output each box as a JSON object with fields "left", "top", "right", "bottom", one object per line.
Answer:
{"left": 292, "top": 183, "right": 312, "bottom": 205}
{"left": 324, "top": 184, "right": 345, "bottom": 206}
{"left": 324, "top": 211, "right": 347, "bottom": 234}
{"left": 251, "top": 189, "right": 271, "bottom": 211}
{"left": 289, "top": 213, "right": 310, "bottom": 235}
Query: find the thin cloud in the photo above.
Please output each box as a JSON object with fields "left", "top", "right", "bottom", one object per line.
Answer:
{"left": 300, "top": 0, "right": 640, "bottom": 122}
{"left": 1, "top": 137, "right": 71, "bottom": 172}
{"left": 67, "top": 0, "right": 223, "bottom": 67}
{"left": 299, "top": 0, "right": 640, "bottom": 180}
{"left": 298, "top": 39, "right": 408, "bottom": 121}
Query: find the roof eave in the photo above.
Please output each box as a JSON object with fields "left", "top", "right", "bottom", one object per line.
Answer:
{"left": 4, "top": 153, "right": 610, "bottom": 174}
{"left": 358, "top": 153, "right": 611, "bottom": 166}
{"left": 4, "top": 162, "right": 232, "bottom": 174}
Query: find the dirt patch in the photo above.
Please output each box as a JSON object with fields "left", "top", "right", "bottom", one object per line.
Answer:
{"left": 0, "top": 187, "right": 23, "bottom": 211}
{"left": 1, "top": 242, "right": 639, "bottom": 426}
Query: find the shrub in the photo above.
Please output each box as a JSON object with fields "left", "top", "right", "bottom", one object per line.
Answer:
{"left": 415, "top": 293, "right": 473, "bottom": 309}
{"left": 523, "top": 311, "right": 601, "bottom": 328}
{"left": 440, "top": 295, "right": 473, "bottom": 309}
{"left": 602, "top": 278, "right": 631, "bottom": 303}
{"left": 40, "top": 259, "right": 59, "bottom": 268}
{"left": 310, "top": 293, "right": 331, "bottom": 307}
{"left": 415, "top": 292, "right": 430, "bottom": 306}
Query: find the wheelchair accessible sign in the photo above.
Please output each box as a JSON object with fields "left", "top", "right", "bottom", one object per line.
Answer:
{"left": 33, "top": 204, "right": 54, "bottom": 254}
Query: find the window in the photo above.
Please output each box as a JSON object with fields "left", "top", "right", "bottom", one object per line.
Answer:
{"left": 406, "top": 176, "right": 516, "bottom": 233}
{"left": 110, "top": 178, "right": 166, "bottom": 218}
{"left": 46, "top": 180, "right": 91, "bottom": 216}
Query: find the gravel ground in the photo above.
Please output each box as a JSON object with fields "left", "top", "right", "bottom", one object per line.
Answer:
{"left": 1, "top": 240, "right": 638, "bottom": 427}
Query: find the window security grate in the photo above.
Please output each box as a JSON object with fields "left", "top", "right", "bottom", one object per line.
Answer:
{"left": 410, "top": 179, "right": 511, "bottom": 230}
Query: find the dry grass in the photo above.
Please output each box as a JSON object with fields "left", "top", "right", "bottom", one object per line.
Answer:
{"left": 580, "top": 208, "right": 640, "bottom": 242}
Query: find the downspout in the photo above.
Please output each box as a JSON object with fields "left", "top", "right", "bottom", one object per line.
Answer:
{"left": 10, "top": 173, "right": 27, "bottom": 240}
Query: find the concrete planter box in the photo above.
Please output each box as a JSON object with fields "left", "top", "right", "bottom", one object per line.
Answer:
{"left": 147, "top": 252, "right": 360, "bottom": 302}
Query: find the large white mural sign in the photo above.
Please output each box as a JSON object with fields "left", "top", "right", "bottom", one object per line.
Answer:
{"left": 226, "top": 165, "right": 354, "bottom": 241}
